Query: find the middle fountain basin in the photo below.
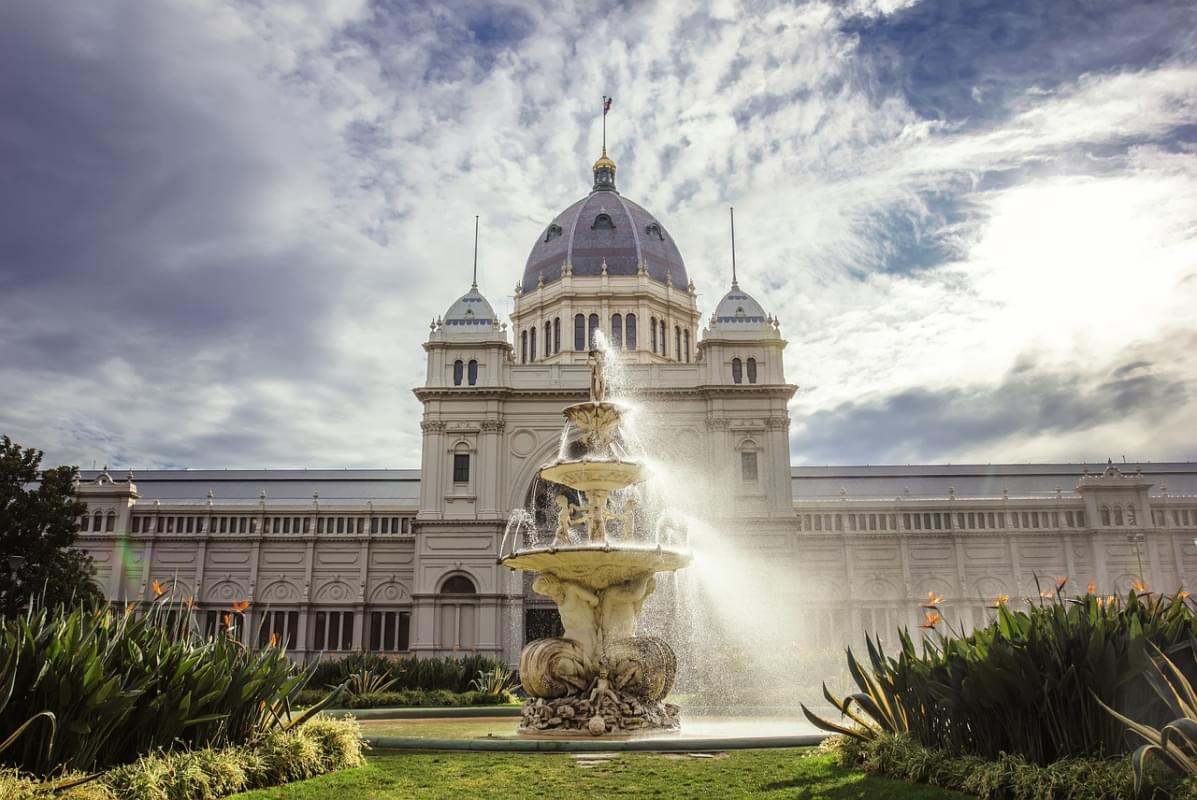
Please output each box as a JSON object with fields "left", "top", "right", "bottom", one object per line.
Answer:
{"left": 501, "top": 545, "right": 690, "bottom": 589}
{"left": 538, "top": 459, "right": 647, "bottom": 493}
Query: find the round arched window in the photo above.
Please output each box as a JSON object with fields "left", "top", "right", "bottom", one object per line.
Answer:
{"left": 440, "top": 575, "right": 477, "bottom": 595}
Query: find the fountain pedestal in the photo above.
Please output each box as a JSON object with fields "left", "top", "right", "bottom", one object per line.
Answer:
{"left": 500, "top": 351, "right": 690, "bottom": 737}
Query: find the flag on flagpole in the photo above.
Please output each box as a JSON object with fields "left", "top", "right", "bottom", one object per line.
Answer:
{"left": 603, "top": 96, "right": 613, "bottom": 115}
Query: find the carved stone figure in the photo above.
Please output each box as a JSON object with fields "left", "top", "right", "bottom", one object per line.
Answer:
{"left": 599, "top": 573, "right": 655, "bottom": 643}
{"left": 532, "top": 574, "right": 600, "bottom": 656}
{"left": 551, "top": 494, "right": 581, "bottom": 546}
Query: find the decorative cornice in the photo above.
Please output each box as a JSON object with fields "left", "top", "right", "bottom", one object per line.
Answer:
{"left": 765, "top": 415, "right": 791, "bottom": 431}
{"left": 480, "top": 419, "right": 506, "bottom": 432}
{"left": 420, "top": 420, "right": 448, "bottom": 432}
{"left": 705, "top": 416, "right": 730, "bottom": 431}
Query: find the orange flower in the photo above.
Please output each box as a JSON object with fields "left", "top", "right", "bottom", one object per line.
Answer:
{"left": 230, "top": 600, "right": 250, "bottom": 613}
{"left": 922, "top": 591, "right": 945, "bottom": 608}
{"left": 183, "top": 596, "right": 196, "bottom": 609}
{"left": 223, "top": 612, "right": 234, "bottom": 630}
{"left": 1040, "top": 590, "right": 1055, "bottom": 600}
{"left": 1179, "top": 590, "right": 1192, "bottom": 601}
{"left": 125, "top": 602, "right": 136, "bottom": 614}
{"left": 1055, "top": 576, "right": 1068, "bottom": 591}
{"left": 1087, "top": 581, "right": 1097, "bottom": 595}
{"left": 989, "top": 594, "right": 1009, "bottom": 609}
{"left": 151, "top": 579, "right": 165, "bottom": 595}
{"left": 269, "top": 632, "right": 279, "bottom": 647}
{"left": 1133, "top": 580, "right": 1150, "bottom": 594}
{"left": 919, "top": 610, "right": 942, "bottom": 629}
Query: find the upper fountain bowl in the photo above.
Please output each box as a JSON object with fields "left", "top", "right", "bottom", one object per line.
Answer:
{"left": 501, "top": 544, "right": 691, "bottom": 589}
{"left": 539, "top": 459, "right": 647, "bottom": 493}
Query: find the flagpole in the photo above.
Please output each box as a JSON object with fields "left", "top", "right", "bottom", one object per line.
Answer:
{"left": 602, "top": 96, "right": 607, "bottom": 155}
{"left": 472, "top": 215, "right": 479, "bottom": 288}
{"left": 730, "top": 207, "right": 738, "bottom": 286}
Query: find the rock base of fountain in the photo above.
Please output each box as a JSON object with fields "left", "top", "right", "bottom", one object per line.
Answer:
{"left": 519, "top": 679, "right": 681, "bottom": 737}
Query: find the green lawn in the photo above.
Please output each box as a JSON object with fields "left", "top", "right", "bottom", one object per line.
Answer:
{"left": 230, "top": 749, "right": 965, "bottom": 799}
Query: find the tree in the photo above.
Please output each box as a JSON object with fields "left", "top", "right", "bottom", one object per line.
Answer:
{"left": 0, "top": 436, "right": 103, "bottom": 616}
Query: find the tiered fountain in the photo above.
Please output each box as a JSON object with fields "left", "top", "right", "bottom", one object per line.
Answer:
{"left": 499, "top": 350, "right": 691, "bottom": 736}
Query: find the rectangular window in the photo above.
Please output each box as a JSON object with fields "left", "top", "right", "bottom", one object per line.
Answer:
{"left": 741, "top": 451, "right": 758, "bottom": 482}
{"left": 282, "top": 517, "right": 291, "bottom": 534}
{"left": 454, "top": 453, "right": 470, "bottom": 483}
{"left": 356, "top": 518, "right": 364, "bottom": 534}
{"left": 814, "top": 515, "right": 822, "bottom": 531}
{"left": 317, "top": 518, "right": 325, "bottom": 534}
{"left": 301, "top": 517, "right": 309, "bottom": 534}
{"left": 372, "top": 518, "right": 380, "bottom": 534}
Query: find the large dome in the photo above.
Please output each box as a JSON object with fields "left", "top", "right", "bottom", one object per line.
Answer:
{"left": 521, "top": 156, "right": 688, "bottom": 292}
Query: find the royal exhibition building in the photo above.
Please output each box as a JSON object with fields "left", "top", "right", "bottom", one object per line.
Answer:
{"left": 74, "top": 150, "right": 1197, "bottom": 667}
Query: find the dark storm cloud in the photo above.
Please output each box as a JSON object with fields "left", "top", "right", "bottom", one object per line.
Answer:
{"left": 844, "top": 0, "right": 1197, "bottom": 127}
{"left": 791, "top": 356, "right": 1192, "bottom": 465}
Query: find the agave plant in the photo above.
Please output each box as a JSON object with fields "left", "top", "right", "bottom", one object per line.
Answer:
{"left": 342, "top": 669, "right": 400, "bottom": 699}
{"left": 1098, "top": 642, "right": 1197, "bottom": 794}
{"left": 801, "top": 636, "right": 910, "bottom": 742}
{"left": 469, "top": 664, "right": 517, "bottom": 697}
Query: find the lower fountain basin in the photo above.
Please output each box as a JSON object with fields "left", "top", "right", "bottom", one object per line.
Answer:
{"left": 538, "top": 459, "right": 647, "bottom": 493}
{"left": 500, "top": 545, "right": 690, "bottom": 589}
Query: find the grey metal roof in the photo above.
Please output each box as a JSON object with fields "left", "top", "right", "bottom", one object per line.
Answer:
{"left": 80, "top": 469, "right": 420, "bottom": 505}
{"left": 713, "top": 282, "right": 768, "bottom": 325}
{"left": 791, "top": 463, "right": 1197, "bottom": 501}
{"left": 443, "top": 285, "right": 496, "bottom": 327}
{"left": 522, "top": 191, "right": 687, "bottom": 292}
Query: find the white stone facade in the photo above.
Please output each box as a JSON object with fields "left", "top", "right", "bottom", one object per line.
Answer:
{"left": 73, "top": 153, "right": 1197, "bottom": 664}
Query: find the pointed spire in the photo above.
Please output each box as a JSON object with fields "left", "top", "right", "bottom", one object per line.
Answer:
{"left": 729, "top": 207, "right": 739, "bottom": 287}
{"left": 471, "top": 215, "right": 479, "bottom": 289}
{"left": 593, "top": 95, "right": 617, "bottom": 192}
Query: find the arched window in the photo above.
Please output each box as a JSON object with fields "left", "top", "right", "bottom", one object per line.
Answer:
{"left": 675, "top": 327, "right": 681, "bottom": 361}
{"left": 611, "top": 314, "right": 623, "bottom": 349}
{"left": 520, "top": 331, "right": 528, "bottom": 363}
{"left": 93, "top": 510, "right": 103, "bottom": 531}
{"left": 1127, "top": 504, "right": 1137, "bottom": 525}
{"left": 588, "top": 314, "right": 599, "bottom": 348}
{"left": 467, "top": 360, "right": 478, "bottom": 386}
{"left": 452, "top": 360, "right": 464, "bottom": 386}
{"left": 106, "top": 510, "right": 116, "bottom": 532}
{"left": 441, "top": 575, "right": 477, "bottom": 594}
{"left": 1114, "top": 505, "right": 1124, "bottom": 526}
{"left": 592, "top": 213, "right": 615, "bottom": 230}
{"left": 530, "top": 327, "right": 537, "bottom": 362}
{"left": 660, "top": 320, "right": 667, "bottom": 356}
{"left": 739, "top": 439, "right": 759, "bottom": 482}
{"left": 746, "top": 358, "right": 758, "bottom": 384}
{"left": 732, "top": 358, "right": 743, "bottom": 384}
{"left": 650, "top": 317, "right": 657, "bottom": 353}
{"left": 683, "top": 330, "right": 690, "bottom": 362}
{"left": 1101, "top": 505, "right": 1111, "bottom": 526}
{"left": 574, "top": 314, "right": 585, "bottom": 351}
{"left": 438, "top": 574, "right": 479, "bottom": 651}
{"left": 553, "top": 317, "right": 561, "bottom": 353}
{"left": 626, "top": 313, "right": 637, "bottom": 350}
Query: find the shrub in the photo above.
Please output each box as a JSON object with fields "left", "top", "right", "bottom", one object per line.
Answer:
{"left": 805, "top": 586, "right": 1197, "bottom": 765}
{"left": 306, "top": 652, "right": 508, "bottom": 693}
{"left": 0, "top": 598, "right": 343, "bottom": 776}
{"left": 834, "top": 732, "right": 1184, "bottom": 800}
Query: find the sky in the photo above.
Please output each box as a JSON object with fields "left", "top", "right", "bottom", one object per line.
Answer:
{"left": 1, "top": 0, "right": 1196, "bottom": 470}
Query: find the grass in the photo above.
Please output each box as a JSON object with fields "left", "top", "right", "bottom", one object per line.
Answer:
{"left": 355, "top": 717, "right": 519, "bottom": 738}
{"left": 229, "top": 749, "right": 966, "bottom": 799}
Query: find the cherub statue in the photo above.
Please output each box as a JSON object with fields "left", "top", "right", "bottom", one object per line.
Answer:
{"left": 599, "top": 573, "right": 656, "bottom": 643}
{"left": 551, "top": 494, "right": 582, "bottom": 546}
{"left": 619, "top": 497, "right": 638, "bottom": 541}
{"left": 532, "top": 574, "right": 601, "bottom": 657}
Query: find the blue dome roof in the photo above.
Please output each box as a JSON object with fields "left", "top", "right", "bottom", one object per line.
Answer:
{"left": 522, "top": 170, "right": 688, "bottom": 292}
